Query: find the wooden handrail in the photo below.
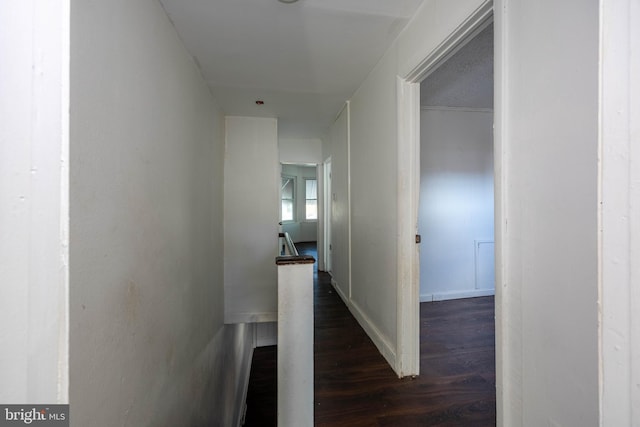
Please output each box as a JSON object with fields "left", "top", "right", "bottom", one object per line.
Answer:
{"left": 276, "top": 232, "right": 316, "bottom": 265}
{"left": 279, "top": 232, "right": 298, "bottom": 256}
{"left": 276, "top": 255, "right": 315, "bottom": 265}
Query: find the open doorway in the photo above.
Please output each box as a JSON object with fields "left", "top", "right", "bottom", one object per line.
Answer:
{"left": 415, "top": 21, "right": 496, "bottom": 417}
{"left": 395, "top": 3, "right": 494, "bottom": 379}
{"left": 280, "top": 163, "right": 319, "bottom": 246}
{"left": 418, "top": 23, "right": 494, "bottom": 302}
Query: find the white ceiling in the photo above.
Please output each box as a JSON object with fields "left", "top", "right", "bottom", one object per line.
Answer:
{"left": 420, "top": 23, "right": 493, "bottom": 109}
{"left": 159, "top": 0, "right": 424, "bottom": 139}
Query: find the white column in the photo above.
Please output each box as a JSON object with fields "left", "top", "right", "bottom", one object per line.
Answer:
{"left": 599, "top": 0, "right": 640, "bottom": 425}
{"left": 0, "top": 0, "right": 70, "bottom": 403}
{"left": 277, "top": 261, "right": 314, "bottom": 427}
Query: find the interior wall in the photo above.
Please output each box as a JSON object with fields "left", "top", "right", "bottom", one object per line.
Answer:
{"left": 281, "top": 164, "right": 318, "bottom": 243}
{"left": 0, "top": 0, "right": 69, "bottom": 403}
{"left": 322, "top": 106, "right": 350, "bottom": 300}
{"left": 496, "top": 0, "right": 599, "bottom": 425}
{"left": 345, "top": 0, "right": 490, "bottom": 368}
{"left": 349, "top": 48, "right": 399, "bottom": 356}
{"left": 331, "top": 0, "right": 603, "bottom": 423}
{"left": 279, "top": 138, "right": 322, "bottom": 165}
{"left": 224, "top": 116, "right": 279, "bottom": 323}
{"left": 70, "top": 1, "right": 247, "bottom": 425}
{"left": 419, "top": 108, "right": 494, "bottom": 301}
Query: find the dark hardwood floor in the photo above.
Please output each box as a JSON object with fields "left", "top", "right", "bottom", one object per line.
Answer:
{"left": 244, "top": 242, "right": 496, "bottom": 426}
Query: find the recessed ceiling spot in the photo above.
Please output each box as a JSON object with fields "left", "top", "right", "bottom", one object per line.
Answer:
{"left": 278, "top": 0, "right": 299, "bottom": 3}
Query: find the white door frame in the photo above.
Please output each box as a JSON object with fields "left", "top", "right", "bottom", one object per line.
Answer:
{"left": 395, "top": 2, "right": 495, "bottom": 377}
{"left": 317, "top": 163, "right": 325, "bottom": 271}
{"left": 323, "top": 158, "right": 332, "bottom": 274}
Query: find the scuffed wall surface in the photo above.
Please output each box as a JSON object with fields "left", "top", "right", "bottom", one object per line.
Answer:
{"left": 70, "top": 0, "right": 235, "bottom": 425}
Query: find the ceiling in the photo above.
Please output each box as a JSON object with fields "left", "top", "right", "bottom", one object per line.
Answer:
{"left": 159, "top": 0, "right": 425, "bottom": 139}
{"left": 420, "top": 23, "right": 493, "bottom": 109}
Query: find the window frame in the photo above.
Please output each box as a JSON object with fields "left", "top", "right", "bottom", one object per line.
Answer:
{"left": 304, "top": 177, "right": 318, "bottom": 221}
{"left": 281, "top": 175, "right": 296, "bottom": 222}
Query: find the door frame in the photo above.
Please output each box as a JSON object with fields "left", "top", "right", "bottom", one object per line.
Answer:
{"left": 395, "top": 1, "right": 495, "bottom": 377}
{"left": 323, "top": 158, "right": 332, "bottom": 273}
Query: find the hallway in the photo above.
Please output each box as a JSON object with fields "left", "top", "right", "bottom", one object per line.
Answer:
{"left": 4, "top": 1, "right": 635, "bottom": 424}
{"left": 245, "top": 243, "right": 496, "bottom": 426}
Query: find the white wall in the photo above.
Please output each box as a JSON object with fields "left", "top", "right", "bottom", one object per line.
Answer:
{"left": 419, "top": 108, "right": 494, "bottom": 301}
{"left": 279, "top": 138, "right": 322, "bottom": 165}
{"left": 322, "top": 106, "right": 351, "bottom": 300}
{"left": 224, "top": 116, "right": 279, "bottom": 323}
{"left": 0, "top": 0, "right": 69, "bottom": 404}
{"left": 349, "top": 52, "right": 404, "bottom": 363}
{"left": 599, "top": 0, "right": 640, "bottom": 425}
{"left": 281, "top": 164, "right": 318, "bottom": 243}
{"left": 70, "top": 1, "right": 248, "bottom": 425}
{"left": 346, "top": 0, "right": 602, "bottom": 424}
{"left": 344, "top": 0, "right": 491, "bottom": 368}
{"left": 495, "top": 0, "right": 599, "bottom": 425}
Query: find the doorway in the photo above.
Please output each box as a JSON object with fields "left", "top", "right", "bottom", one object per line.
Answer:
{"left": 415, "top": 22, "right": 496, "bottom": 417}
{"left": 280, "top": 163, "right": 319, "bottom": 246}
{"left": 395, "top": 3, "right": 495, "bottom": 378}
{"left": 418, "top": 23, "right": 494, "bottom": 303}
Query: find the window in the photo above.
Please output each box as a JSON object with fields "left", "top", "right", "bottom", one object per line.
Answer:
{"left": 281, "top": 176, "right": 295, "bottom": 221}
{"left": 305, "top": 179, "right": 317, "bottom": 220}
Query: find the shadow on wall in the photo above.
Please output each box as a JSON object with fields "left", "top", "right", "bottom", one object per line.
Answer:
{"left": 149, "top": 323, "right": 255, "bottom": 427}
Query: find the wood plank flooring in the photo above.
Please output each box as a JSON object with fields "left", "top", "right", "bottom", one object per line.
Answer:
{"left": 244, "top": 243, "right": 496, "bottom": 426}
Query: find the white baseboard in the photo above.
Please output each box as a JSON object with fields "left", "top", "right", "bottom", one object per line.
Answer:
{"left": 331, "top": 279, "right": 397, "bottom": 373}
{"left": 420, "top": 288, "right": 495, "bottom": 302}
{"left": 331, "top": 278, "right": 349, "bottom": 304}
{"left": 348, "top": 300, "right": 397, "bottom": 370}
